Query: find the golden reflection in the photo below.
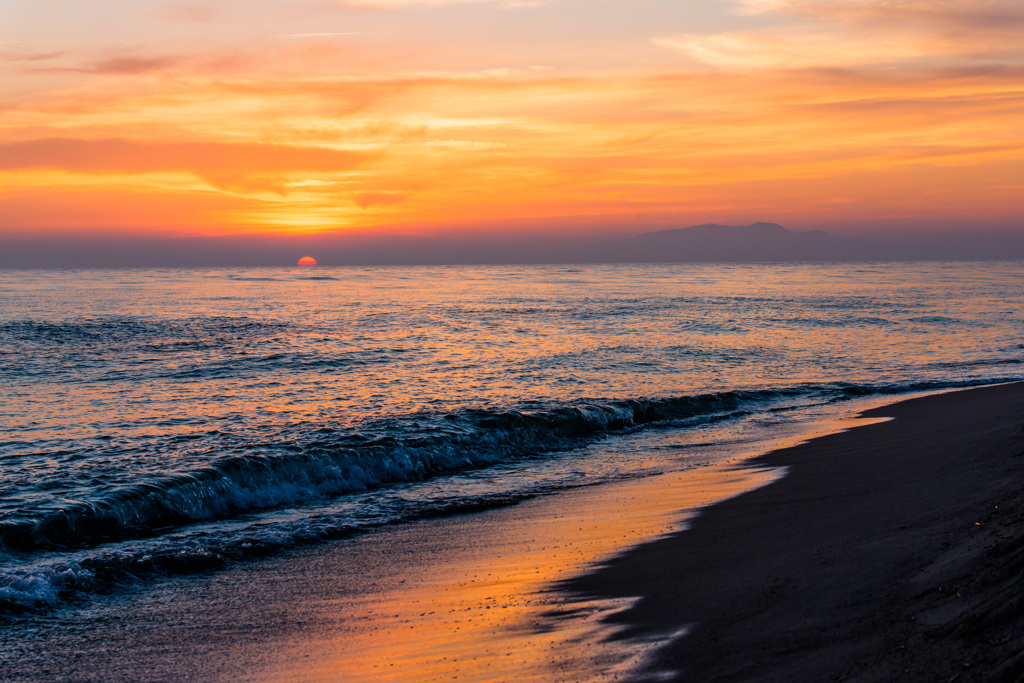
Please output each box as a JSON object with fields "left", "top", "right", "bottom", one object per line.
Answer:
{"left": 250, "top": 463, "right": 781, "bottom": 682}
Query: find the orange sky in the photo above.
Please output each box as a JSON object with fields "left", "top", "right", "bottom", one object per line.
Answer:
{"left": 2, "top": 0, "right": 1023, "bottom": 241}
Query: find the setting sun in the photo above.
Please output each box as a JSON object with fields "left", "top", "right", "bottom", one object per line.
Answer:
{"left": 297, "top": 256, "right": 317, "bottom": 266}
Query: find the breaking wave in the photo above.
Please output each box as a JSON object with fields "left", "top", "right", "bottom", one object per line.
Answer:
{"left": 1, "top": 389, "right": 789, "bottom": 553}
{"left": 0, "top": 379, "right": 1007, "bottom": 614}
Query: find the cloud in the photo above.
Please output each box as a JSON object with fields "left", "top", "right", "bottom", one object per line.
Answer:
{"left": 1, "top": 49, "right": 67, "bottom": 63}
{"left": 0, "top": 138, "right": 376, "bottom": 190}
{"left": 23, "top": 52, "right": 205, "bottom": 77}
{"left": 654, "top": 29, "right": 929, "bottom": 70}
{"left": 735, "top": 0, "right": 1024, "bottom": 28}
{"left": 88, "top": 56, "right": 182, "bottom": 74}
{"left": 0, "top": 184, "right": 262, "bottom": 232}
{"left": 657, "top": 0, "right": 1024, "bottom": 70}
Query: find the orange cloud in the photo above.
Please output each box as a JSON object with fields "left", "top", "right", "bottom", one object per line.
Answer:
{"left": 0, "top": 138, "right": 376, "bottom": 191}
{"left": 0, "top": 183, "right": 263, "bottom": 233}
{"left": 85, "top": 56, "right": 183, "bottom": 75}
{"left": 2, "top": 21, "right": 1023, "bottom": 238}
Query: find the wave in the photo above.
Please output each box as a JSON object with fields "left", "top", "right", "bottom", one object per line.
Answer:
{"left": 0, "top": 378, "right": 1013, "bottom": 613}
{"left": 0, "top": 488, "right": 532, "bottom": 614}
{"left": 0, "top": 317, "right": 298, "bottom": 380}
{"left": 0, "top": 317, "right": 292, "bottom": 346}
{"left": 4, "top": 378, "right": 1001, "bottom": 557}
{"left": 933, "top": 358, "right": 1024, "bottom": 369}
{"left": 154, "top": 351, "right": 384, "bottom": 380}
{"left": 0, "top": 389, "right": 793, "bottom": 555}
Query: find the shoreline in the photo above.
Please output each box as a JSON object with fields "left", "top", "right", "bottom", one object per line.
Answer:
{"left": 0, "top": 461, "right": 787, "bottom": 682}
{"left": 563, "top": 382, "right": 1024, "bottom": 681}
{"left": 3, "top": 385, "right": 1022, "bottom": 680}
{"left": 0, "top": 397, "right": 875, "bottom": 681}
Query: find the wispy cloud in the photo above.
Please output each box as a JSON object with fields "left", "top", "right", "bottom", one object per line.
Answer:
{"left": 654, "top": 29, "right": 929, "bottom": 70}
{"left": 0, "top": 138, "right": 376, "bottom": 192}
{"left": 657, "top": 0, "right": 1024, "bottom": 70}
{"left": 88, "top": 55, "right": 182, "bottom": 74}
{"left": 736, "top": 0, "right": 1024, "bottom": 27}
{"left": 1, "top": 49, "right": 66, "bottom": 63}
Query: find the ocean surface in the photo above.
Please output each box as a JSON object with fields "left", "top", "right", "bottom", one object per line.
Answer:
{"left": 2, "top": 261, "right": 1024, "bottom": 613}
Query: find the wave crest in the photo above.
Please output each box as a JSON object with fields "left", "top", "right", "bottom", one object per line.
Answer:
{"left": 0, "top": 390, "right": 787, "bottom": 554}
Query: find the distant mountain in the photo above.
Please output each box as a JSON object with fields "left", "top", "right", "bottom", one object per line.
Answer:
{"left": 579, "top": 222, "right": 871, "bottom": 263}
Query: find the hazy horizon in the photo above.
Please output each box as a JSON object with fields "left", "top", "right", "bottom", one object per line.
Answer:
{"left": 4, "top": 220, "right": 1024, "bottom": 267}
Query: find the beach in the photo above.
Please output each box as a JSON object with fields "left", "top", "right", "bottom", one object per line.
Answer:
{"left": 2, "top": 383, "right": 1023, "bottom": 680}
{"left": 566, "top": 381, "right": 1024, "bottom": 681}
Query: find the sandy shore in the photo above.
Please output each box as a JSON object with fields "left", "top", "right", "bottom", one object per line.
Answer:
{"left": 4, "top": 384, "right": 1024, "bottom": 681}
{"left": 564, "top": 382, "right": 1024, "bottom": 681}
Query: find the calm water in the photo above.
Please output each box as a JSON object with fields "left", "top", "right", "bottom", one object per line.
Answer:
{"left": 2, "top": 261, "right": 1024, "bottom": 612}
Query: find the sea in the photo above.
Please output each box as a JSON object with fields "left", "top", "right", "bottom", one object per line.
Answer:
{"left": 2, "top": 261, "right": 1024, "bottom": 614}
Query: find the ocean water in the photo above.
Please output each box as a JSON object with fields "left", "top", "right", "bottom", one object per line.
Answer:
{"left": 2, "top": 261, "right": 1024, "bottom": 613}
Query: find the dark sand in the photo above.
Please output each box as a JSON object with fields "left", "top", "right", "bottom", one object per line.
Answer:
{"left": 564, "top": 382, "right": 1024, "bottom": 681}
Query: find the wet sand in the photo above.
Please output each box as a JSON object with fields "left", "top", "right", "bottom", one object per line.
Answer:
{"left": 4, "top": 384, "right": 1024, "bottom": 681}
{"left": 0, "top": 451, "right": 784, "bottom": 682}
{"left": 564, "top": 382, "right": 1024, "bottom": 681}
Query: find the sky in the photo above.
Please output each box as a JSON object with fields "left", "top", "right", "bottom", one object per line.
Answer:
{"left": 2, "top": 0, "right": 1024, "bottom": 264}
